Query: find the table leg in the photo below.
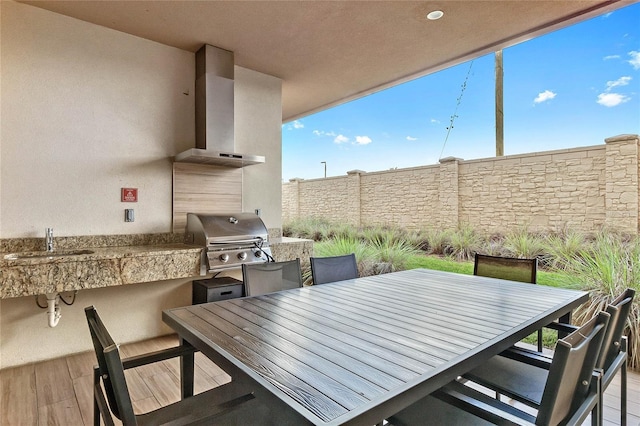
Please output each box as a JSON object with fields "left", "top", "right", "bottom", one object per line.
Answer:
{"left": 180, "top": 338, "right": 195, "bottom": 398}
{"left": 558, "top": 312, "right": 572, "bottom": 339}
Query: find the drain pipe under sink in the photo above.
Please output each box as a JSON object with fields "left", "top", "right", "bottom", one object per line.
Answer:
{"left": 46, "top": 293, "right": 61, "bottom": 327}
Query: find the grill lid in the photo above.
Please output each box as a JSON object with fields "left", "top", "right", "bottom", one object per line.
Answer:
{"left": 184, "top": 212, "right": 268, "bottom": 246}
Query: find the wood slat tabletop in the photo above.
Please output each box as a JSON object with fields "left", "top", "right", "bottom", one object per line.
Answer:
{"left": 163, "top": 268, "right": 589, "bottom": 425}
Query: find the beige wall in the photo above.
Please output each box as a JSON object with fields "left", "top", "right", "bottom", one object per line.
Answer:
{"left": 235, "top": 67, "right": 283, "bottom": 228}
{"left": 0, "top": 1, "right": 283, "bottom": 367}
{"left": 283, "top": 136, "right": 640, "bottom": 235}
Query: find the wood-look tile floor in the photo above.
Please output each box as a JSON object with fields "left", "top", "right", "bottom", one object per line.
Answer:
{"left": 1, "top": 334, "right": 639, "bottom": 425}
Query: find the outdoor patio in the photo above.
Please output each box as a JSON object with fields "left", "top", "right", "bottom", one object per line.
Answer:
{"left": 1, "top": 334, "right": 638, "bottom": 425}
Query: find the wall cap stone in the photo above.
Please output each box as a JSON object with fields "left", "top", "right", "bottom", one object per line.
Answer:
{"left": 347, "top": 169, "right": 367, "bottom": 175}
{"left": 439, "top": 156, "right": 463, "bottom": 163}
{"left": 605, "top": 134, "right": 639, "bottom": 144}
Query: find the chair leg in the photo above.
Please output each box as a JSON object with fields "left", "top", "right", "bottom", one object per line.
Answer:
{"left": 93, "top": 369, "right": 101, "bottom": 426}
{"left": 94, "top": 394, "right": 101, "bottom": 426}
{"left": 621, "top": 358, "right": 627, "bottom": 426}
{"left": 537, "top": 329, "right": 543, "bottom": 353}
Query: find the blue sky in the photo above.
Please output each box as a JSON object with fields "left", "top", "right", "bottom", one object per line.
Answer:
{"left": 282, "top": 3, "right": 640, "bottom": 181}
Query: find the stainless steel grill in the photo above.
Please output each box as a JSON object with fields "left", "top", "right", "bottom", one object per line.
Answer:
{"left": 184, "top": 212, "right": 272, "bottom": 272}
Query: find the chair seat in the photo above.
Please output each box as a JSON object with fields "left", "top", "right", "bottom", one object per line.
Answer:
{"left": 463, "top": 354, "right": 549, "bottom": 408}
{"left": 388, "top": 390, "right": 492, "bottom": 426}
{"left": 388, "top": 381, "right": 536, "bottom": 426}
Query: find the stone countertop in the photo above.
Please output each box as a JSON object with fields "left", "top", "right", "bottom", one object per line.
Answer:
{"left": 0, "top": 233, "right": 313, "bottom": 299}
{"left": 0, "top": 233, "right": 204, "bottom": 299}
{"left": 1, "top": 243, "right": 202, "bottom": 266}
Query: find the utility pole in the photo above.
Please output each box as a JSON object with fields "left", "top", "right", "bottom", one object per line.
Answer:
{"left": 321, "top": 161, "right": 326, "bottom": 178}
{"left": 495, "top": 49, "right": 504, "bottom": 156}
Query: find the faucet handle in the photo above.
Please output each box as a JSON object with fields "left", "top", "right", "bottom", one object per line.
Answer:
{"left": 45, "top": 228, "right": 54, "bottom": 251}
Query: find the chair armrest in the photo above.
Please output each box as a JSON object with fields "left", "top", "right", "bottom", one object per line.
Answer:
{"left": 434, "top": 381, "right": 536, "bottom": 426}
{"left": 122, "top": 344, "right": 197, "bottom": 370}
{"left": 500, "top": 346, "right": 553, "bottom": 370}
{"left": 544, "top": 321, "right": 579, "bottom": 334}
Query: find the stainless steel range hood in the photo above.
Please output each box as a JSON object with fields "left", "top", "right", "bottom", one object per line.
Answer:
{"left": 174, "top": 45, "right": 265, "bottom": 167}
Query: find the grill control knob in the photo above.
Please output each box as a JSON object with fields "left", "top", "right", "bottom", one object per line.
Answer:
{"left": 237, "top": 252, "right": 248, "bottom": 261}
{"left": 254, "top": 250, "right": 263, "bottom": 258}
{"left": 219, "top": 253, "right": 229, "bottom": 263}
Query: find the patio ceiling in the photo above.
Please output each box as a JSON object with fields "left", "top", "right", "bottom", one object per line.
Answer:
{"left": 21, "top": 1, "right": 631, "bottom": 122}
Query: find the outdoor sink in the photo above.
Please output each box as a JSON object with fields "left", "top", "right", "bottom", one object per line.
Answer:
{"left": 3, "top": 249, "right": 95, "bottom": 260}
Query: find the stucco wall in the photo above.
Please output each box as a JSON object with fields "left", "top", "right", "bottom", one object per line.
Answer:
{"left": 0, "top": 1, "right": 283, "bottom": 368}
{"left": 283, "top": 135, "right": 640, "bottom": 235}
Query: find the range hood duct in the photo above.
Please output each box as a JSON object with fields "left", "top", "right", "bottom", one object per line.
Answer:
{"left": 175, "top": 44, "right": 265, "bottom": 167}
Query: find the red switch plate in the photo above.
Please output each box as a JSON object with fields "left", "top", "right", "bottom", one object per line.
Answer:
{"left": 121, "top": 188, "right": 138, "bottom": 202}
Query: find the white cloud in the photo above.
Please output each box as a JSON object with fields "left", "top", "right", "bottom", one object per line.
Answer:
{"left": 430, "top": 118, "right": 440, "bottom": 124}
{"left": 629, "top": 51, "right": 640, "bottom": 70}
{"left": 314, "top": 130, "right": 337, "bottom": 137}
{"left": 406, "top": 136, "right": 418, "bottom": 141}
{"left": 597, "top": 92, "right": 630, "bottom": 107}
{"left": 605, "top": 76, "right": 632, "bottom": 90}
{"left": 534, "top": 90, "right": 556, "bottom": 104}
{"left": 603, "top": 55, "right": 620, "bottom": 61}
{"left": 355, "top": 136, "right": 372, "bottom": 145}
{"left": 284, "top": 120, "right": 304, "bottom": 130}
{"left": 334, "top": 134, "right": 349, "bottom": 144}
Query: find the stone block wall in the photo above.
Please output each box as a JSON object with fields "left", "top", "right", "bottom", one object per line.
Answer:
{"left": 457, "top": 146, "right": 607, "bottom": 234}
{"left": 282, "top": 135, "right": 640, "bottom": 235}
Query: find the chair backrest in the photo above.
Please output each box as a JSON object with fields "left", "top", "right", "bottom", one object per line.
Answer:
{"left": 598, "top": 288, "right": 635, "bottom": 371}
{"left": 242, "top": 259, "right": 303, "bottom": 296}
{"left": 310, "top": 253, "right": 359, "bottom": 285}
{"left": 535, "top": 311, "right": 610, "bottom": 426}
{"left": 474, "top": 253, "right": 537, "bottom": 284}
{"left": 85, "top": 306, "right": 137, "bottom": 424}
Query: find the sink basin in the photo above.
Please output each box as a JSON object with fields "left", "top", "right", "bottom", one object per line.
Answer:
{"left": 3, "top": 249, "right": 95, "bottom": 260}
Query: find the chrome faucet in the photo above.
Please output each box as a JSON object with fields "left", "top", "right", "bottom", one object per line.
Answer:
{"left": 45, "top": 228, "right": 54, "bottom": 252}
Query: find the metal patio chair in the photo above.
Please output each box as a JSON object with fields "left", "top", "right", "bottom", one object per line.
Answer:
{"left": 388, "top": 311, "right": 610, "bottom": 426}
{"left": 310, "top": 253, "right": 359, "bottom": 285}
{"left": 463, "top": 288, "right": 635, "bottom": 426}
{"left": 85, "top": 306, "right": 258, "bottom": 426}
{"left": 242, "top": 258, "right": 303, "bottom": 296}
{"left": 474, "top": 253, "right": 543, "bottom": 352}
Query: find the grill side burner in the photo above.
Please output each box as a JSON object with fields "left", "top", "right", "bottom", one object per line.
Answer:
{"left": 185, "top": 213, "right": 272, "bottom": 272}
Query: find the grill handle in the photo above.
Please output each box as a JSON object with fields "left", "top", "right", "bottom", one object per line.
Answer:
{"left": 209, "top": 238, "right": 266, "bottom": 245}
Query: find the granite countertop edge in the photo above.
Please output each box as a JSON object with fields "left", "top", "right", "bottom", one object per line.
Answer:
{"left": 0, "top": 243, "right": 203, "bottom": 266}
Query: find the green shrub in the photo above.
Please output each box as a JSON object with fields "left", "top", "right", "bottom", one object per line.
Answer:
{"left": 542, "top": 228, "right": 587, "bottom": 271}
{"left": 369, "top": 235, "right": 422, "bottom": 273}
{"left": 447, "top": 225, "right": 483, "bottom": 261}
{"left": 558, "top": 230, "right": 640, "bottom": 369}
{"left": 424, "top": 228, "right": 451, "bottom": 255}
{"left": 502, "top": 227, "right": 546, "bottom": 259}
{"left": 283, "top": 217, "right": 331, "bottom": 240}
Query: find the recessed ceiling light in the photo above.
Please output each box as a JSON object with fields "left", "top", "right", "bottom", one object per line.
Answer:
{"left": 427, "top": 10, "right": 444, "bottom": 20}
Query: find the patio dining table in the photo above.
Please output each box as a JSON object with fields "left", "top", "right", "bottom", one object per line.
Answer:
{"left": 162, "top": 268, "right": 589, "bottom": 425}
